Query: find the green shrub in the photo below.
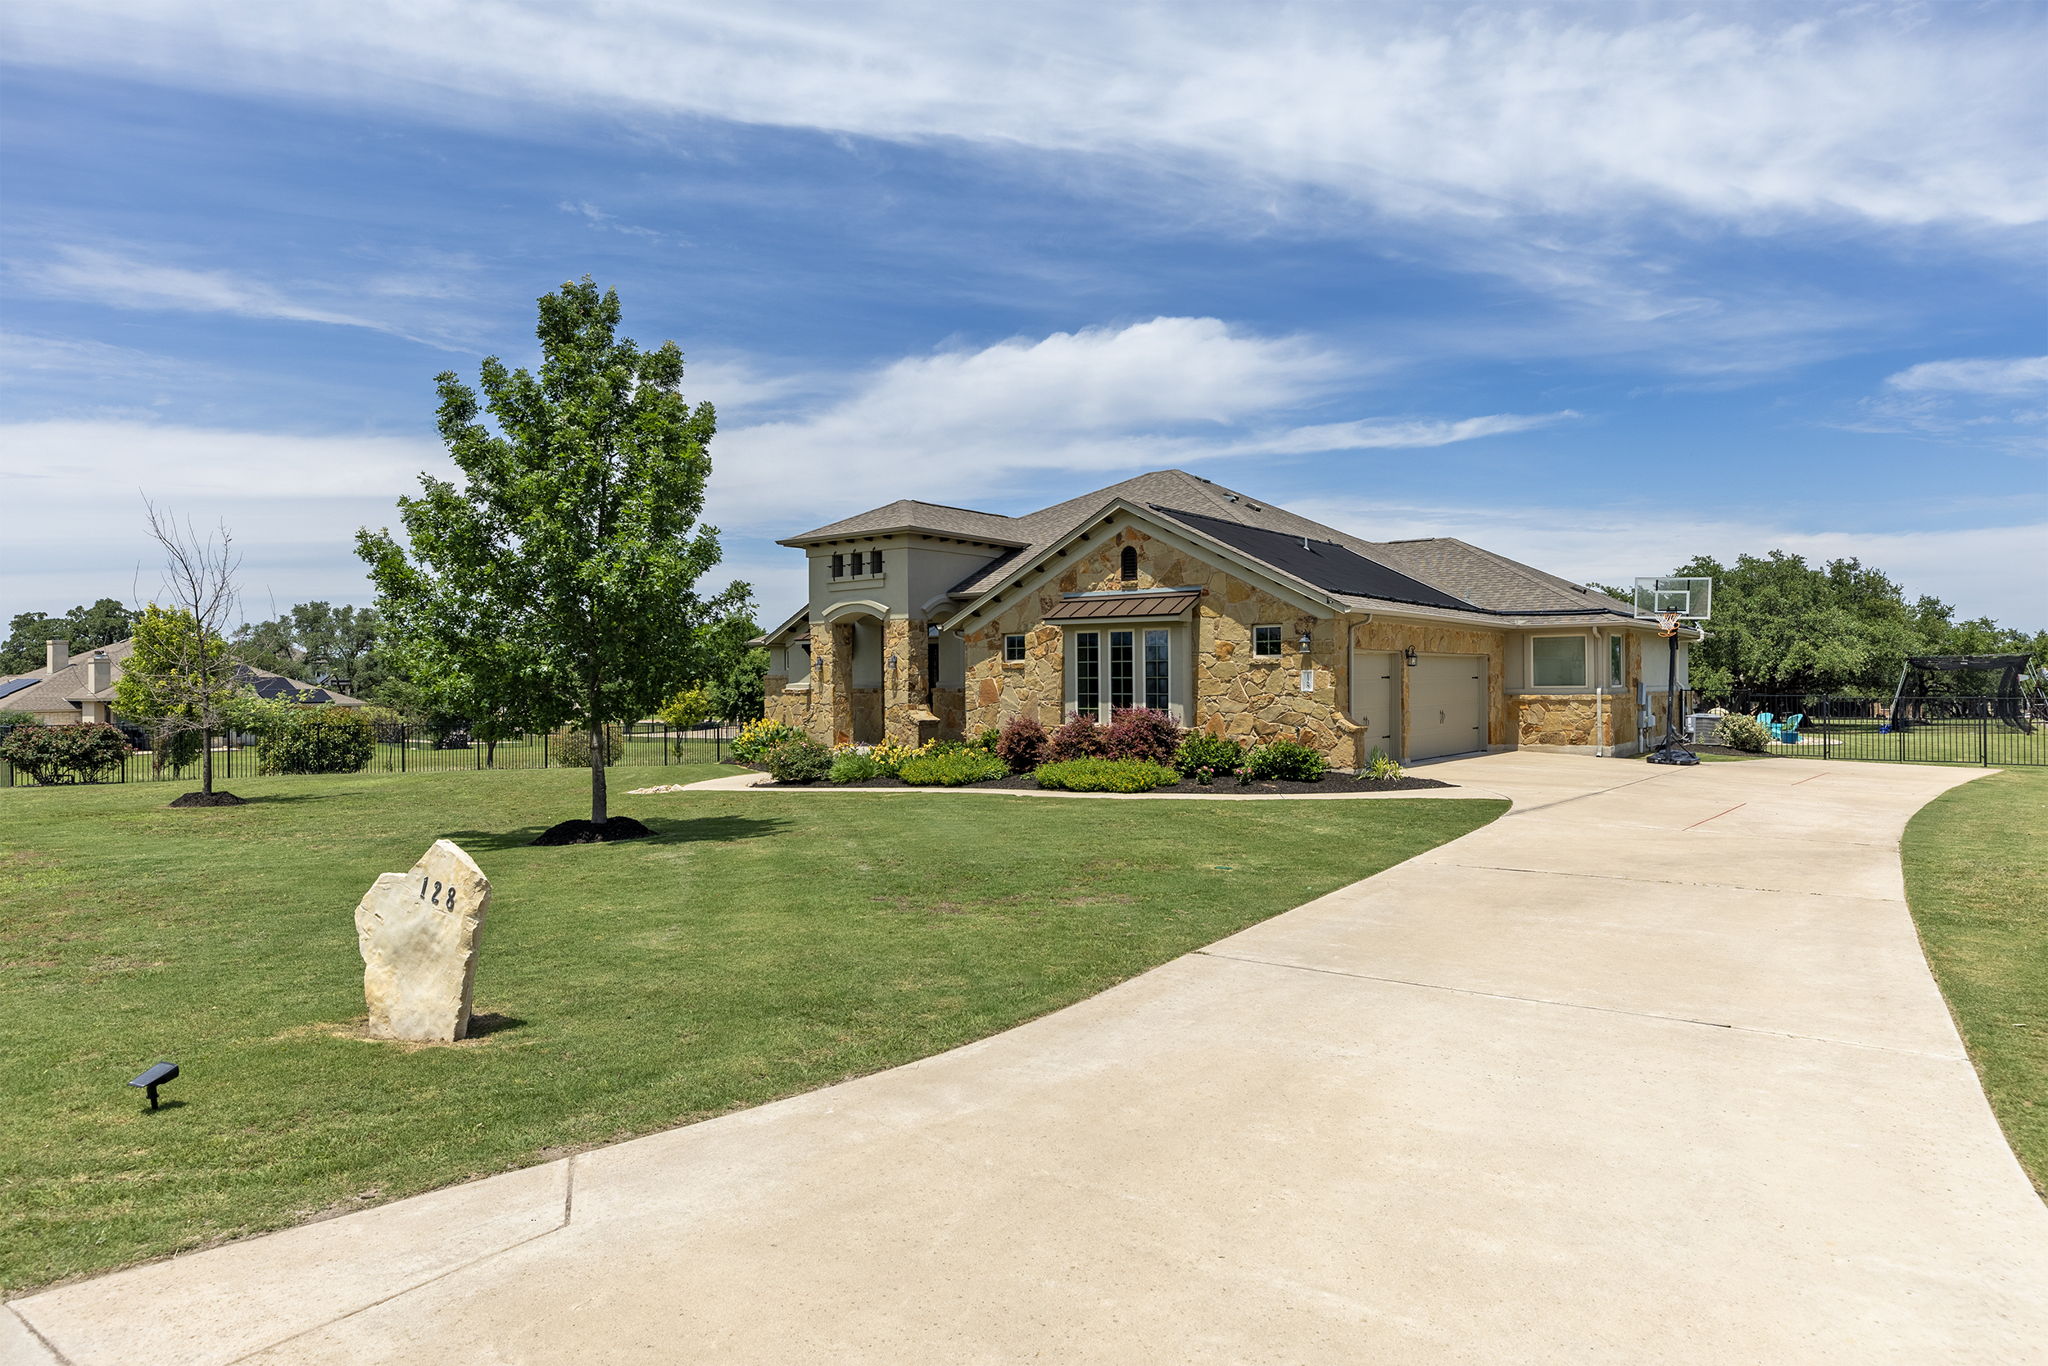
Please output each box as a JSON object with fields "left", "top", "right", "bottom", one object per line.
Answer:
{"left": 1246, "top": 738, "right": 1327, "bottom": 782}
{"left": 829, "top": 749, "right": 889, "bottom": 783}
{"left": 762, "top": 734, "right": 833, "bottom": 784}
{"left": 149, "top": 726, "right": 206, "bottom": 775}
{"left": 0, "top": 710, "right": 39, "bottom": 728}
{"left": 1364, "top": 746, "right": 1405, "bottom": 780}
{"left": 550, "top": 724, "right": 624, "bottom": 767}
{"left": 730, "top": 717, "right": 802, "bottom": 764}
{"left": 897, "top": 749, "right": 1007, "bottom": 786}
{"left": 256, "top": 707, "right": 376, "bottom": 775}
{"left": 1033, "top": 757, "right": 1180, "bottom": 793}
{"left": 1174, "top": 732, "right": 1244, "bottom": 784}
{"left": 1715, "top": 712, "right": 1772, "bottom": 754}
{"left": 969, "top": 727, "right": 1003, "bottom": 755}
{"left": 0, "top": 722, "right": 132, "bottom": 784}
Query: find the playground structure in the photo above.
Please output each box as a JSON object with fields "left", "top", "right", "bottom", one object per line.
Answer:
{"left": 1882, "top": 655, "right": 2038, "bottom": 735}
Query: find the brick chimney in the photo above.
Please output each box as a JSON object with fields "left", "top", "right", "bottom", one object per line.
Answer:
{"left": 85, "top": 651, "right": 112, "bottom": 694}
{"left": 46, "top": 639, "right": 70, "bottom": 674}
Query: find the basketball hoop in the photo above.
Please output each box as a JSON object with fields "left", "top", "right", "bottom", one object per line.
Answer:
{"left": 1633, "top": 575, "right": 1715, "bottom": 767}
{"left": 1657, "top": 610, "right": 1681, "bottom": 637}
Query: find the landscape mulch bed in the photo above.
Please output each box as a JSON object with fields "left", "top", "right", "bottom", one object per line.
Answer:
{"left": 531, "top": 816, "right": 654, "bottom": 845}
{"left": 168, "top": 790, "right": 247, "bottom": 807}
{"left": 756, "top": 772, "right": 1453, "bottom": 795}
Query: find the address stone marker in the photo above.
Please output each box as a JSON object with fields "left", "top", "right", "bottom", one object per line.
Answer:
{"left": 355, "top": 839, "right": 491, "bottom": 1042}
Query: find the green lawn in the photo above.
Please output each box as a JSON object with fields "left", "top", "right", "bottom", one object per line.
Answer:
{"left": 1902, "top": 768, "right": 2048, "bottom": 1198}
{"left": 0, "top": 767, "right": 1503, "bottom": 1292}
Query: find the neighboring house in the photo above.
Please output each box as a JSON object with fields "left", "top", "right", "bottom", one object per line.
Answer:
{"left": 0, "top": 638, "right": 368, "bottom": 727}
{"left": 756, "top": 469, "right": 1698, "bottom": 765}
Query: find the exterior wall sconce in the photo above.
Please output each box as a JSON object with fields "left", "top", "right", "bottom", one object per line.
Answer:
{"left": 1298, "top": 631, "right": 1313, "bottom": 653}
{"left": 1404, "top": 647, "right": 1418, "bottom": 667}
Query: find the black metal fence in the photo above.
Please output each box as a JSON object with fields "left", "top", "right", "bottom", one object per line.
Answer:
{"left": 1, "top": 721, "right": 732, "bottom": 788}
{"left": 1698, "top": 694, "right": 2045, "bottom": 767}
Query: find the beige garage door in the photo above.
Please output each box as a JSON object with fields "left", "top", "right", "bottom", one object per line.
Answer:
{"left": 1409, "top": 654, "right": 1486, "bottom": 760}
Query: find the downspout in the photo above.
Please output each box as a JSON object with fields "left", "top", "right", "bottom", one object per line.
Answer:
{"left": 1595, "top": 627, "right": 1607, "bottom": 757}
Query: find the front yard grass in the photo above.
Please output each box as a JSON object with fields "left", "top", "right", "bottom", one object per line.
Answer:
{"left": 1902, "top": 767, "right": 2047, "bottom": 1198}
{"left": 0, "top": 767, "right": 1504, "bottom": 1292}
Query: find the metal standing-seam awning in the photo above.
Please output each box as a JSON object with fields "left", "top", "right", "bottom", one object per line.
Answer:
{"left": 1042, "top": 591, "right": 1202, "bottom": 621}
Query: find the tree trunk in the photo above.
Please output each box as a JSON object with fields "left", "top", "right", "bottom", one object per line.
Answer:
{"left": 588, "top": 706, "right": 607, "bottom": 825}
{"left": 485, "top": 738, "right": 498, "bottom": 769}
{"left": 201, "top": 727, "right": 214, "bottom": 795}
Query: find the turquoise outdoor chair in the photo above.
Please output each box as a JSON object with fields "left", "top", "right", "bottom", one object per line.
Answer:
{"left": 1770, "top": 713, "right": 1804, "bottom": 743}
{"left": 1754, "top": 712, "right": 1775, "bottom": 731}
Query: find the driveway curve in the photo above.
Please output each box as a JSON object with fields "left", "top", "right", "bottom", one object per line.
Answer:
{"left": 11, "top": 753, "right": 2045, "bottom": 1365}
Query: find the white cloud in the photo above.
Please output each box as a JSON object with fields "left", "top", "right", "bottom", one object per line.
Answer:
{"left": 2, "top": 3, "right": 2038, "bottom": 235}
{"left": 1885, "top": 356, "right": 2048, "bottom": 396}
{"left": 8, "top": 246, "right": 469, "bottom": 350}
{"left": 706, "top": 317, "right": 1564, "bottom": 530}
{"left": 558, "top": 200, "right": 664, "bottom": 241}
{"left": 0, "top": 420, "right": 452, "bottom": 501}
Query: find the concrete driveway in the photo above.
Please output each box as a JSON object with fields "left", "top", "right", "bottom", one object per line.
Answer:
{"left": 11, "top": 753, "right": 2045, "bottom": 1365}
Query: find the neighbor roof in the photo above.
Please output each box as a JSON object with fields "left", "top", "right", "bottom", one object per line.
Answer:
{"left": 779, "top": 499, "right": 1029, "bottom": 547}
{"left": 0, "top": 638, "right": 367, "bottom": 715}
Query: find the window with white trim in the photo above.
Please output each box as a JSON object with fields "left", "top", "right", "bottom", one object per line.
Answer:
{"left": 1252, "top": 624, "right": 1282, "bottom": 657}
{"left": 1004, "top": 634, "right": 1026, "bottom": 663}
{"left": 1531, "top": 636, "right": 1587, "bottom": 688}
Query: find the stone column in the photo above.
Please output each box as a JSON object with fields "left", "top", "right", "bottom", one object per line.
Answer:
{"left": 813, "top": 621, "right": 857, "bottom": 746}
{"left": 882, "top": 616, "right": 934, "bottom": 746}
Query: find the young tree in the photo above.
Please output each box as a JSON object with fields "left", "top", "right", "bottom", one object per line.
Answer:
{"left": 113, "top": 507, "right": 251, "bottom": 803}
{"left": 358, "top": 278, "right": 748, "bottom": 831}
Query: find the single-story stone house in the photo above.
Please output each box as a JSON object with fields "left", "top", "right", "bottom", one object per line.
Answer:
{"left": 756, "top": 470, "right": 1696, "bottom": 766}
{"left": 0, "top": 638, "right": 367, "bottom": 727}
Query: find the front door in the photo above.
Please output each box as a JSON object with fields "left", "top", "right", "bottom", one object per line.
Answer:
{"left": 1069, "top": 628, "right": 1174, "bottom": 721}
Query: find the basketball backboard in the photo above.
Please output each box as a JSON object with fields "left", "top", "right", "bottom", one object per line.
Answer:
{"left": 1633, "top": 576, "right": 1712, "bottom": 621}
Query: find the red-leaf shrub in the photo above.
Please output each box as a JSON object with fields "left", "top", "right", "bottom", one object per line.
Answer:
{"left": 0, "top": 722, "right": 131, "bottom": 784}
{"left": 1044, "top": 713, "right": 1107, "bottom": 763}
{"left": 995, "top": 715, "right": 1048, "bottom": 773}
{"left": 1103, "top": 708, "right": 1182, "bottom": 764}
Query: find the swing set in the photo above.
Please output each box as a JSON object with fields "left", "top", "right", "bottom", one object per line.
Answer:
{"left": 1881, "top": 654, "right": 2038, "bottom": 734}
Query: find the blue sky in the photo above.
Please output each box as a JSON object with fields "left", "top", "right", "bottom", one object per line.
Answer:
{"left": 2, "top": 1, "right": 2043, "bottom": 629}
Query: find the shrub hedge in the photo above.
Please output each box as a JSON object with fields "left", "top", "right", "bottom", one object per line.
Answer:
{"left": 1033, "top": 757, "right": 1180, "bottom": 793}
{"left": 1715, "top": 712, "right": 1772, "bottom": 753}
{"left": 257, "top": 708, "right": 375, "bottom": 775}
{"left": 1103, "top": 707, "right": 1182, "bottom": 763}
{"left": 828, "top": 749, "right": 889, "bottom": 783}
{"left": 1045, "top": 714, "right": 1107, "bottom": 763}
{"left": 762, "top": 734, "right": 833, "bottom": 784}
{"left": 897, "top": 749, "right": 1008, "bottom": 786}
{"left": 1246, "top": 738, "right": 1327, "bottom": 782}
{"left": 0, "top": 722, "right": 132, "bottom": 784}
{"left": 1174, "top": 732, "right": 1244, "bottom": 784}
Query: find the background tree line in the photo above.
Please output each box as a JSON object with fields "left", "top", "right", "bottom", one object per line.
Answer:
{"left": 1599, "top": 551, "right": 2045, "bottom": 700}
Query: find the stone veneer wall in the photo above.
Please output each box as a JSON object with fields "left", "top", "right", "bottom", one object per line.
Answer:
{"left": 958, "top": 525, "right": 1361, "bottom": 762}
{"left": 1350, "top": 619, "right": 1511, "bottom": 749}
{"left": 762, "top": 675, "right": 811, "bottom": 733}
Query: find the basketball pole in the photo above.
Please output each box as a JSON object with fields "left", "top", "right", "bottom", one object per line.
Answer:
{"left": 1646, "top": 615, "right": 1698, "bottom": 766}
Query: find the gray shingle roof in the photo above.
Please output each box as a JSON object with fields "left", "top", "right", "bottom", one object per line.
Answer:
{"left": 932, "top": 470, "right": 1638, "bottom": 625}
{"left": 780, "top": 499, "right": 1029, "bottom": 546}
{"left": 0, "top": 638, "right": 367, "bottom": 714}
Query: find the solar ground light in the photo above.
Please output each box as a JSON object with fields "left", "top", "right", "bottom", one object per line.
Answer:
{"left": 128, "top": 1061, "right": 179, "bottom": 1111}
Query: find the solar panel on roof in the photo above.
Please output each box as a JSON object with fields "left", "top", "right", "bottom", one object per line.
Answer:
{"left": 1151, "top": 506, "right": 1477, "bottom": 612}
{"left": 0, "top": 677, "right": 38, "bottom": 700}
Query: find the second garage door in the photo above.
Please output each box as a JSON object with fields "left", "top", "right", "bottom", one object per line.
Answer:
{"left": 1409, "top": 654, "right": 1486, "bottom": 760}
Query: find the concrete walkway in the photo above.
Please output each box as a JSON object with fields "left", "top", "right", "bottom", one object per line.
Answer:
{"left": 11, "top": 754, "right": 2045, "bottom": 1365}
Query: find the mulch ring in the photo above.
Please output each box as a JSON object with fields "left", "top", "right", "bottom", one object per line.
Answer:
{"left": 531, "top": 816, "right": 654, "bottom": 845}
{"left": 167, "top": 790, "right": 247, "bottom": 807}
{"left": 754, "top": 771, "right": 1454, "bottom": 795}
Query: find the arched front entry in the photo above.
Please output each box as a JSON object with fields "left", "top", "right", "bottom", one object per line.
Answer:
{"left": 817, "top": 602, "right": 888, "bottom": 746}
